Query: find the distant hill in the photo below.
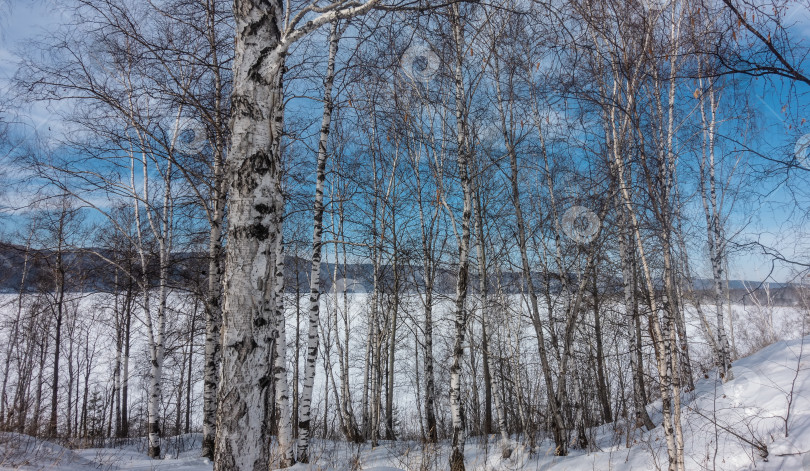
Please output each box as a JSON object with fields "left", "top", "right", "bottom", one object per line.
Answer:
{"left": 0, "top": 242, "right": 804, "bottom": 305}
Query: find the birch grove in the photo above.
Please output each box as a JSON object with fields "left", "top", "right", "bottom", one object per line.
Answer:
{"left": 1, "top": 0, "right": 809, "bottom": 470}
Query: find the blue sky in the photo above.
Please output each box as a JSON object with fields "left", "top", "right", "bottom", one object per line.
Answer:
{"left": 0, "top": 2, "right": 66, "bottom": 131}
{"left": 1, "top": 1, "right": 809, "bottom": 283}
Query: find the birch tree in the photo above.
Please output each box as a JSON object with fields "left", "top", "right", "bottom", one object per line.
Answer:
{"left": 216, "top": 1, "right": 390, "bottom": 468}
{"left": 448, "top": 4, "right": 474, "bottom": 469}
{"left": 297, "top": 19, "right": 342, "bottom": 464}
{"left": 698, "top": 73, "right": 734, "bottom": 381}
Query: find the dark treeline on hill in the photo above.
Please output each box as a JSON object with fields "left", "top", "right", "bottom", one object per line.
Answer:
{"left": 0, "top": 241, "right": 205, "bottom": 294}
{"left": 0, "top": 242, "right": 803, "bottom": 306}
{"left": 0, "top": 241, "right": 564, "bottom": 294}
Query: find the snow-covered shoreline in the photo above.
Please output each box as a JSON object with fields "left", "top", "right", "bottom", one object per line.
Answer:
{"left": 3, "top": 335, "right": 807, "bottom": 470}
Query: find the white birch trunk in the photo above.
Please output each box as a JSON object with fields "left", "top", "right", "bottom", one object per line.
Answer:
{"left": 214, "top": 1, "right": 286, "bottom": 469}
{"left": 202, "top": 0, "right": 227, "bottom": 455}
{"left": 272, "top": 236, "right": 295, "bottom": 467}
{"left": 214, "top": 1, "right": 396, "bottom": 468}
{"left": 202, "top": 212, "right": 223, "bottom": 459}
{"left": 127, "top": 140, "right": 172, "bottom": 459}
{"left": 298, "top": 20, "right": 340, "bottom": 462}
{"left": 698, "top": 72, "right": 733, "bottom": 382}
{"left": 450, "top": 6, "right": 471, "bottom": 470}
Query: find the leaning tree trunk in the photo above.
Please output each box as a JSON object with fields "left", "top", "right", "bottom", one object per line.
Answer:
{"left": 298, "top": 20, "right": 340, "bottom": 463}
{"left": 214, "top": 1, "right": 289, "bottom": 469}
{"left": 614, "top": 146, "right": 681, "bottom": 471}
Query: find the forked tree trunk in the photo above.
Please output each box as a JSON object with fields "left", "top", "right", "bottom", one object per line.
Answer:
{"left": 330, "top": 192, "right": 363, "bottom": 442}
{"left": 141, "top": 155, "right": 173, "bottom": 459}
{"left": 599, "top": 32, "right": 684, "bottom": 465}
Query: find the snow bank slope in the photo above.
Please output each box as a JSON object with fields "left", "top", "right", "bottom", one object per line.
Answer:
{"left": 530, "top": 335, "right": 810, "bottom": 471}
{"left": 2, "top": 336, "right": 808, "bottom": 471}
{"left": 0, "top": 433, "right": 95, "bottom": 470}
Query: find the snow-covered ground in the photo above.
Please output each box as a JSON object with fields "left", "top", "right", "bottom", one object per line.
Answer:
{"left": 2, "top": 335, "right": 808, "bottom": 471}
